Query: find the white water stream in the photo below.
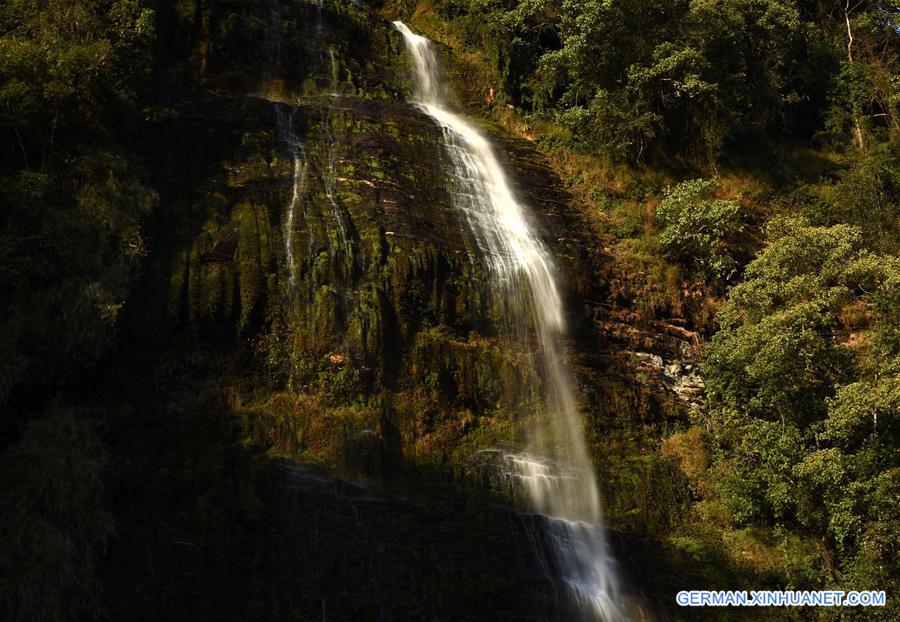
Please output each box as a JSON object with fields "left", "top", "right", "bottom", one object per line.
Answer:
{"left": 394, "top": 22, "right": 627, "bottom": 621}
{"left": 274, "top": 105, "right": 308, "bottom": 293}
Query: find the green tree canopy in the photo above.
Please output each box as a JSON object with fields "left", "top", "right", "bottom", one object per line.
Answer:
{"left": 703, "top": 218, "right": 899, "bottom": 605}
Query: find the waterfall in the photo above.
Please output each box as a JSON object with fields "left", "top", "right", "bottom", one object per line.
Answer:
{"left": 393, "top": 22, "right": 628, "bottom": 621}
{"left": 274, "top": 104, "right": 308, "bottom": 293}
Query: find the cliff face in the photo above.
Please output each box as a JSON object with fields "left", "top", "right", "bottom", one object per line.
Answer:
{"left": 96, "top": 1, "right": 701, "bottom": 619}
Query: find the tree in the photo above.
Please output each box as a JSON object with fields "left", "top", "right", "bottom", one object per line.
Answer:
{"left": 703, "top": 217, "right": 900, "bottom": 607}
{"left": 0, "top": 0, "right": 156, "bottom": 412}
{"left": 655, "top": 178, "right": 744, "bottom": 280}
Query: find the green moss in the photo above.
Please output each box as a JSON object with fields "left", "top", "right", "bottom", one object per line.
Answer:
{"left": 236, "top": 203, "right": 274, "bottom": 331}
{"left": 237, "top": 393, "right": 380, "bottom": 472}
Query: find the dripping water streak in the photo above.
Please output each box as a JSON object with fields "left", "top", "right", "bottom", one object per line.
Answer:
{"left": 285, "top": 150, "right": 308, "bottom": 291}
{"left": 312, "top": 2, "right": 347, "bottom": 249}
{"left": 275, "top": 104, "right": 309, "bottom": 294}
{"left": 322, "top": 107, "right": 349, "bottom": 248}
{"left": 393, "top": 22, "right": 627, "bottom": 621}
{"left": 329, "top": 49, "right": 340, "bottom": 95}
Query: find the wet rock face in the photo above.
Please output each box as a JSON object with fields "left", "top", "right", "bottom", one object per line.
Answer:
{"left": 495, "top": 132, "right": 706, "bottom": 423}
{"left": 137, "top": 0, "right": 560, "bottom": 485}
{"left": 168, "top": 0, "right": 405, "bottom": 98}
{"left": 109, "top": 2, "right": 689, "bottom": 620}
{"left": 267, "top": 94, "right": 486, "bottom": 342}
{"left": 136, "top": 0, "right": 703, "bottom": 517}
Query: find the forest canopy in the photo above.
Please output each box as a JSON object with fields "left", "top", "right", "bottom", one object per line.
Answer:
{"left": 438, "top": 0, "right": 899, "bottom": 163}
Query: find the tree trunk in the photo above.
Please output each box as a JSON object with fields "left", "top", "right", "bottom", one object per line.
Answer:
{"left": 845, "top": 1, "right": 865, "bottom": 151}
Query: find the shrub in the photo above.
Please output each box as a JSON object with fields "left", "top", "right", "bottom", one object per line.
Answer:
{"left": 655, "top": 178, "right": 743, "bottom": 279}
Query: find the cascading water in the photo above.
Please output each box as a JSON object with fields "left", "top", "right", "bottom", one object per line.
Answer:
{"left": 265, "top": 0, "right": 351, "bottom": 281}
{"left": 274, "top": 104, "right": 309, "bottom": 294}
{"left": 266, "top": 1, "right": 302, "bottom": 291}
{"left": 393, "top": 22, "right": 628, "bottom": 621}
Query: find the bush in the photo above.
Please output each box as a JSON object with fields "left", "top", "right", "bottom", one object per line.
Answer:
{"left": 655, "top": 178, "right": 743, "bottom": 279}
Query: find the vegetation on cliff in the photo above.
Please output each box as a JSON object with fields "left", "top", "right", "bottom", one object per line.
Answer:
{"left": 412, "top": 0, "right": 899, "bottom": 617}
{"left": 1, "top": 0, "right": 898, "bottom": 620}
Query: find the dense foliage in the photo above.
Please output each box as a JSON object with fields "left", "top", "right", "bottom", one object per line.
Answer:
{"left": 655, "top": 178, "right": 744, "bottom": 279}
{"left": 437, "top": 0, "right": 899, "bottom": 163}
{"left": 0, "top": 411, "right": 113, "bottom": 622}
{"left": 0, "top": 2, "right": 157, "bottom": 616}
{"left": 702, "top": 218, "right": 900, "bottom": 614}
{"left": 0, "top": 0, "right": 156, "bottom": 416}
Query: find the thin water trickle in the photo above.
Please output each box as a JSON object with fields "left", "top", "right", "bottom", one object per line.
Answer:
{"left": 285, "top": 151, "right": 308, "bottom": 290}
{"left": 394, "top": 21, "right": 628, "bottom": 621}
{"left": 322, "top": 107, "right": 349, "bottom": 247}
{"left": 274, "top": 104, "right": 308, "bottom": 293}
{"left": 328, "top": 49, "right": 340, "bottom": 95}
